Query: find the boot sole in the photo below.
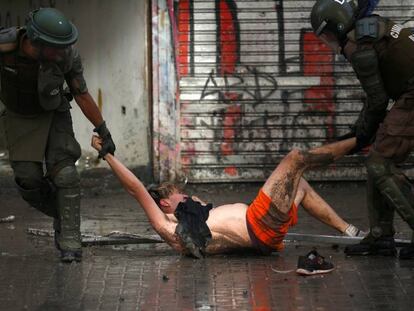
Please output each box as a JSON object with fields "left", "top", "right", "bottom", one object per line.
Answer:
{"left": 61, "top": 256, "right": 82, "bottom": 263}
{"left": 60, "top": 251, "right": 82, "bottom": 263}
{"left": 345, "top": 249, "right": 396, "bottom": 256}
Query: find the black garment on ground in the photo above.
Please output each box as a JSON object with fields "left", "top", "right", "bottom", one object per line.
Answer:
{"left": 174, "top": 198, "right": 214, "bottom": 259}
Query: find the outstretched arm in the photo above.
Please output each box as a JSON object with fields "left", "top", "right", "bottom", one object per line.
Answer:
{"left": 105, "top": 153, "right": 168, "bottom": 226}
{"left": 91, "top": 136, "right": 180, "bottom": 248}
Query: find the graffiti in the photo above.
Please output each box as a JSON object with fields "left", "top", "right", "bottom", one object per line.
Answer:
{"left": 177, "top": 0, "right": 194, "bottom": 76}
{"left": 200, "top": 66, "right": 278, "bottom": 107}
{"left": 156, "top": 0, "right": 414, "bottom": 181}
{"left": 302, "top": 31, "right": 336, "bottom": 141}
{"left": 173, "top": 0, "right": 344, "bottom": 181}
{"left": 215, "top": 0, "right": 240, "bottom": 75}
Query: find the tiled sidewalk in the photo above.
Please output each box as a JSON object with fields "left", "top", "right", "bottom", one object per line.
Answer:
{"left": 0, "top": 182, "right": 413, "bottom": 311}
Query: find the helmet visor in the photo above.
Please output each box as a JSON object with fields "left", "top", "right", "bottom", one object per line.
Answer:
{"left": 35, "top": 44, "right": 74, "bottom": 64}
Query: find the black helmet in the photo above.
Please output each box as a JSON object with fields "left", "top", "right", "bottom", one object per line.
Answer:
{"left": 311, "top": 0, "right": 358, "bottom": 40}
{"left": 26, "top": 8, "right": 78, "bottom": 47}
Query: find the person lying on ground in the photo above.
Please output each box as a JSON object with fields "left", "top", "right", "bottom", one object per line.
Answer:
{"left": 91, "top": 135, "right": 362, "bottom": 266}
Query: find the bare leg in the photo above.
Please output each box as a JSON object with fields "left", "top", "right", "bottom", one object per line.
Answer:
{"left": 295, "top": 178, "right": 348, "bottom": 233}
{"left": 262, "top": 138, "right": 356, "bottom": 214}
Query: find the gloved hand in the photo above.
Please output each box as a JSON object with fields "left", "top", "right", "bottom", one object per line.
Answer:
{"left": 336, "top": 130, "right": 371, "bottom": 155}
{"left": 354, "top": 131, "right": 373, "bottom": 153}
{"left": 93, "top": 121, "right": 116, "bottom": 158}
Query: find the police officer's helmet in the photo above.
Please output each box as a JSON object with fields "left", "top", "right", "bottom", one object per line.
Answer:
{"left": 26, "top": 8, "right": 78, "bottom": 47}
{"left": 311, "top": 0, "right": 358, "bottom": 41}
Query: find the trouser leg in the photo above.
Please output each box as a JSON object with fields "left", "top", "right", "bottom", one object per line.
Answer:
{"left": 366, "top": 174, "right": 395, "bottom": 238}
{"left": 366, "top": 153, "right": 414, "bottom": 231}
{"left": 11, "top": 161, "right": 57, "bottom": 218}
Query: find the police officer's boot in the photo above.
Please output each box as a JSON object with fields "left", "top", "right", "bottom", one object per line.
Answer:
{"left": 395, "top": 174, "right": 414, "bottom": 260}
{"left": 399, "top": 232, "right": 414, "bottom": 260}
{"left": 51, "top": 165, "right": 82, "bottom": 262}
{"left": 345, "top": 176, "right": 397, "bottom": 256}
{"left": 56, "top": 186, "right": 82, "bottom": 262}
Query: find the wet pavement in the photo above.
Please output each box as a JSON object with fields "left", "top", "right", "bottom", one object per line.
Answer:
{"left": 0, "top": 181, "right": 413, "bottom": 311}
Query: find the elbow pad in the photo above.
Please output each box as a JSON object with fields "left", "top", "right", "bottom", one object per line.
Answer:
{"left": 351, "top": 47, "right": 389, "bottom": 113}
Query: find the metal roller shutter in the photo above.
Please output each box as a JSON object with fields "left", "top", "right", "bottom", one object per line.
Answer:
{"left": 175, "top": 0, "right": 414, "bottom": 182}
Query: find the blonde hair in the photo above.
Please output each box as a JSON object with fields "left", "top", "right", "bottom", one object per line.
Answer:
{"left": 147, "top": 182, "right": 182, "bottom": 206}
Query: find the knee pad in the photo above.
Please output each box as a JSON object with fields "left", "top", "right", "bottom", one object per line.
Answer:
{"left": 12, "top": 162, "right": 43, "bottom": 190}
{"left": 52, "top": 165, "right": 80, "bottom": 189}
{"left": 365, "top": 153, "right": 392, "bottom": 181}
{"left": 366, "top": 154, "right": 414, "bottom": 230}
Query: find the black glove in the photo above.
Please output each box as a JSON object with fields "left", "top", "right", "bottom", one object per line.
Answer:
{"left": 93, "top": 121, "right": 116, "bottom": 158}
{"left": 336, "top": 130, "right": 372, "bottom": 155}
{"left": 353, "top": 131, "right": 374, "bottom": 153}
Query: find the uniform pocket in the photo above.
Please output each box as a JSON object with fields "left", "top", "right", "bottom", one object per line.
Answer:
{"left": 49, "top": 111, "right": 81, "bottom": 162}
{"left": 385, "top": 97, "right": 414, "bottom": 137}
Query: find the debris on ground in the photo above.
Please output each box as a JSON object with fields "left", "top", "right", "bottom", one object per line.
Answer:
{"left": 0, "top": 215, "right": 15, "bottom": 223}
{"left": 26, "top": 228, "right": 164, "bottom": 246}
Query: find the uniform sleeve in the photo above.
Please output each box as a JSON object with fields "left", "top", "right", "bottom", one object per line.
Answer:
{"left": 65, "top": 49, "right": 88, "bottom": 96}
{"left": 350, "top": 44, "right": 389, "bottom": 141}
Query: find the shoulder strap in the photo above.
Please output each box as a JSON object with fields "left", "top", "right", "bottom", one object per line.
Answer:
{"left": 0, "top": 27, "right": 19, "bottom": 53}
{"left": 352, "top": 15, "right": 387, "bottom": 43}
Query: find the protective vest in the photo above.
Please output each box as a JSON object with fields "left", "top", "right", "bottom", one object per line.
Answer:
{"left": 376, "top": 20, "right": 414, "bottom": 100}
{"left": 0, "top": 27, "right": 44, "bottom": 115}
{"left": 350, "top": 16, "right": 414, "bottom": 100}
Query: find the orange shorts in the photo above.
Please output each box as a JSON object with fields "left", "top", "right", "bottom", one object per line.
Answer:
{"left": 246, "top": 189, "right": 298, "bottom": 252}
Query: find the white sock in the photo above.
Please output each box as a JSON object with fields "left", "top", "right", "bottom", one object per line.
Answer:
{"left": 344, "top": 224, "right": 366, "bottom": 237}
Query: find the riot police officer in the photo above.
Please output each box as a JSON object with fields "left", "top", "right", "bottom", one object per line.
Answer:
{"left": 310, "top": 0, "right": 414, "bottom": 259}
{"left": 0, "top": 8, "right": 116, "bottom": 262}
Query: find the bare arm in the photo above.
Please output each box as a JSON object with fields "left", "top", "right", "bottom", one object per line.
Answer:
{"left": 75, "top": 92, "right": 104, "bottom": 127}
{"left": 308, "top": 137, "right": 357, "bottom": 162}
{"left": 91, "top": 136, "right": 181, "bottom": 249}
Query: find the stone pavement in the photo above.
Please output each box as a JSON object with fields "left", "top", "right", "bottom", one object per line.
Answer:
{"left": 0, "top": 182, "right": 413, "bottom": 311}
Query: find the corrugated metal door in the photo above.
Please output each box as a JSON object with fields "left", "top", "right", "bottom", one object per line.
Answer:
{"left": 176, "top": 0, "right": 414, "bottom": 182}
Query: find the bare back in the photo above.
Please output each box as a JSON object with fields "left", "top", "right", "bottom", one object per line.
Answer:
{"left": 163, "top": 203, "right": 253, "bottom": 254}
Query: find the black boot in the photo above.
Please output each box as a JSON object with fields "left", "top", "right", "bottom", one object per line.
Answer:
{"left": 60, "top": 249, "right": 82, "bottom": 262}
{"left": 56, "top": 187, "right": 82, "bottom": 263}
{"left": 344, "top": 234, "right": 397, "bottom": 256}
{"left": 399, "top": 244, "right": 414, "bottom": 259}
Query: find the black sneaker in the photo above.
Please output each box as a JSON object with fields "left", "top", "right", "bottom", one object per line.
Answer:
{"left": 296, "top": 250, "right": 334, "bottom": 276}
{"left": 399, "top": 244, "right": 414, "bottom": 260}
{"left": 344, "top": 235, "right": 397, "bottom": 256}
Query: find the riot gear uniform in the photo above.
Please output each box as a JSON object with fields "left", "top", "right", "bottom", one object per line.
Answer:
{"left": 0, "top": 8, "right": 115, "bottom": 262}
{"left": 311, "top": 0, "right": 414, "bottom": 258}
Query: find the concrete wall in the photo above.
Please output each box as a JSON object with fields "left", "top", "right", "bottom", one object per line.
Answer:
{"left": 0, "top": 0, "right": 151, "bottom": 175}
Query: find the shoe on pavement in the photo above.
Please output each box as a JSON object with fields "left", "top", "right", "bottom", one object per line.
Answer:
{"left": 296, "top": 250, "right": 334, "bottom": 276}
{"left": 344, "top": 235, "right": 396, "bottom": 256}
